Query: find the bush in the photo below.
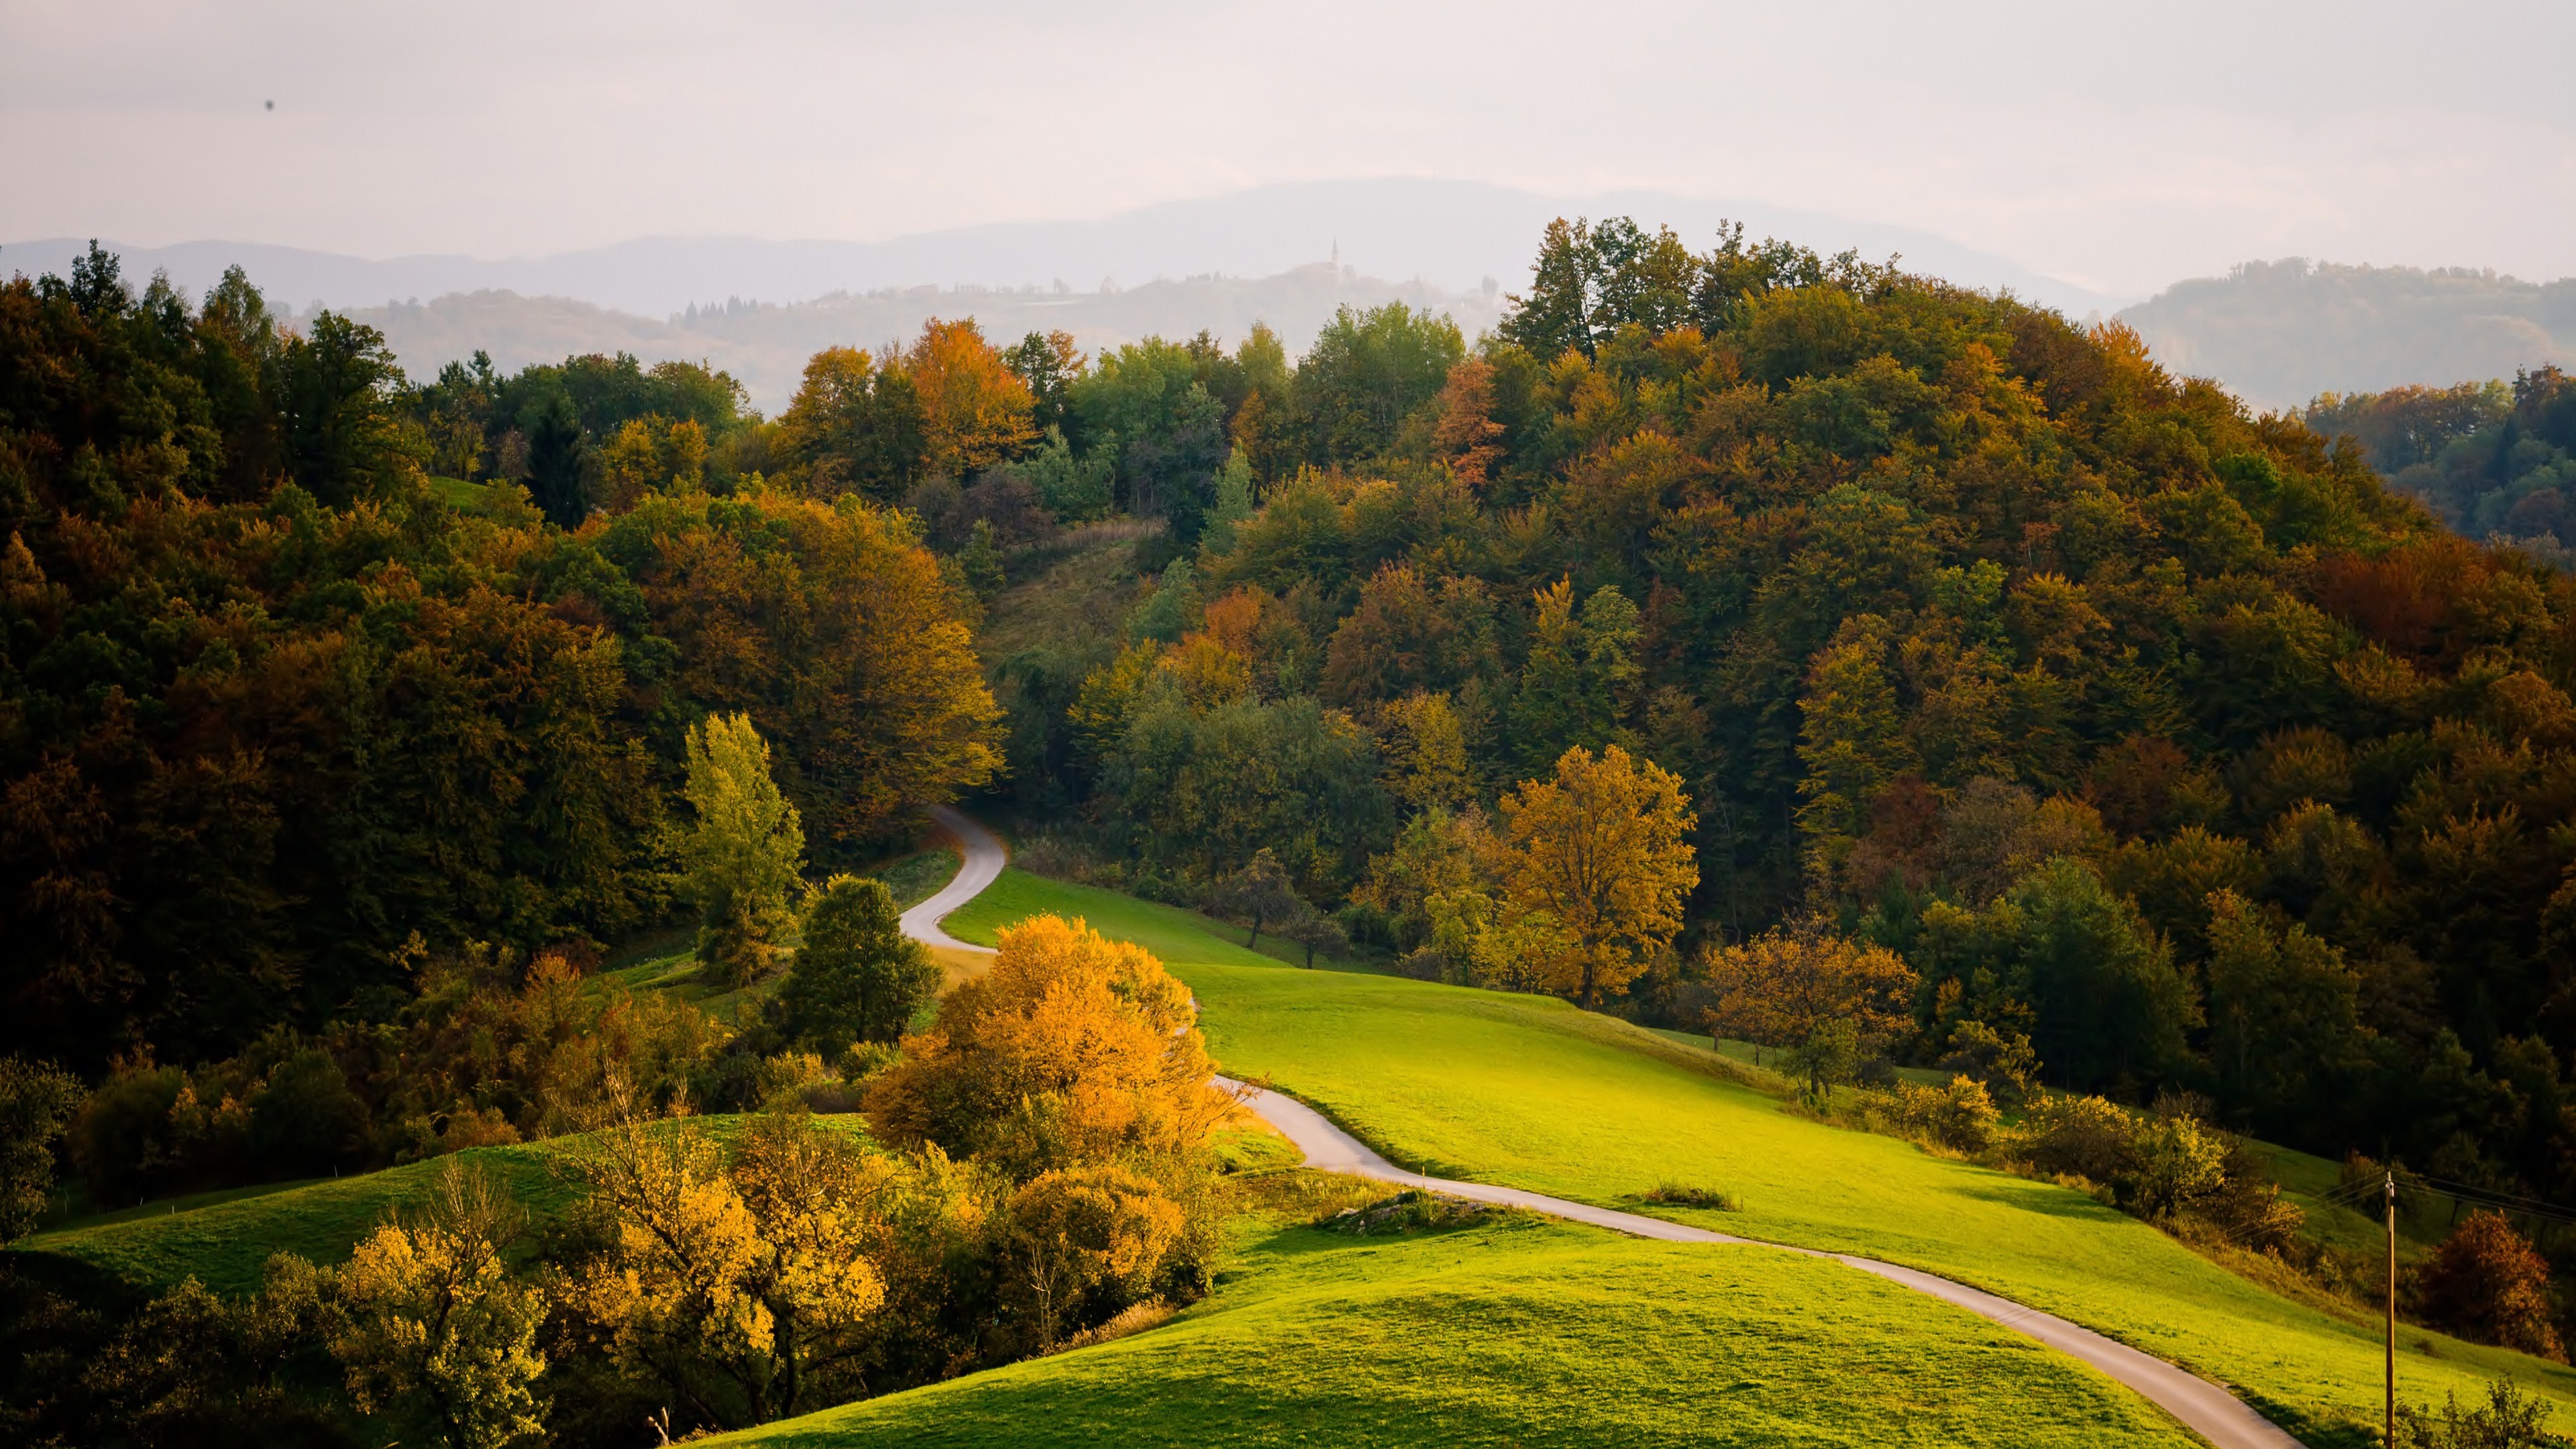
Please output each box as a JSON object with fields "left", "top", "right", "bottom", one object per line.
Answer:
{"left": 1933, "top": 1021, "right": 2040, "bottom": 1108}
{"left": 1635, "top": 1183, "right": 1741, "bottom": 1212}
{"left": 2419, "top": 1212, "right": 2567, "bottom": 1362}
{"left": 1886, "top": 1075, "right": 2001, "bottom": 1155}
{"left": 2019, "top": 1093, "right": 2139, "bottom": 1185}
{"left": 2393, "top": 1378, "right": 2571, "bottom": 1448}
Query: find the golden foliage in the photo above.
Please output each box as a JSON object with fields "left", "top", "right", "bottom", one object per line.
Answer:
{"left": 1495, "top": 744, "right": 1698, "bottom": 1007}
{"left": 863, "top": 914, "right": 1226, "bottom": 1177}
{"left": 1006, "top": 1163, "right": 1185, "bottom": 1349}
{"left": 1702, "top": 922, "right": 1919, "bottom": 1053}
{"left": 906, "top": 317, "right": 1037, "bottom": 476}
{"left": 332, "top": 1160, "right": 547, "bottom": 1449}
{"left": 561, "top": 1102, "right": 889, "bottom": 1427}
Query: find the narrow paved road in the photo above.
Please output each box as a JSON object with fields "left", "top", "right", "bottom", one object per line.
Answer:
{"left": 898, "top": 804, "right": 1005, "bottom": 954}
{"left": 900, "top": 810, "right": 2305, "bottom": 1449}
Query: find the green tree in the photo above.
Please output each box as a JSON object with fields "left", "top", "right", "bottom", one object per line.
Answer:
{"left": 2204, "top": 890, "right": 2363, "bottom": 1131}
{"left": 280, "top": 310, "right": 421, "bottom": 507}
{"left": 1291, "top": 302, "right": 1464, "bottom": 466}
{"left": 1511, "top": 580, "right": 1639, "bottom": 772}
{"left": 774, "top": 875, "right": 939, "bottom": 1052}
{"left": 1210, "top": 847, "right": 1303, "bottom": 949}
{"left": 680, "top": 713, "right": 807, "bottom": 984}
{"left": 523, "top": 390, "right": 588, "bottom": 527}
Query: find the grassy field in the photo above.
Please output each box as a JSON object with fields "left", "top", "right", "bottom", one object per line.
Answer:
{"left": 715, "top": 1178, "right": 2204, "bottom": 1449}
{"left": 945, "top": 869, "right": 2576, "bottom": 1446}
{"left": 13, "top": 1116, "right": 871, "bottom": 1297}
{"left": 17, "top": 1142, "right": 579, "bottom": 1295}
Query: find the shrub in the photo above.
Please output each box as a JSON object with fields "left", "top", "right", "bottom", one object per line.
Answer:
{"left": 2123, "top": 1113, "right": 2229, "bottom": 1221}
{"left": 2392, "top": 1377, "right": 2570, "bottom": 1448}
{"left": 1886, "top": 1075, "right": 2002, "bottom": 1155}
{"left": 1933, "top": 1020, "right": 2040, "bottom": 1108}
{"left": 2419, "top": 1212, "right": 2567, "bottom": 1362}
{"left": 2019, "top": 1093, "right": 2139, "bottom": 1185}
{"left": 1636, "top": 1183, "right": 1741, "bottom": 1212}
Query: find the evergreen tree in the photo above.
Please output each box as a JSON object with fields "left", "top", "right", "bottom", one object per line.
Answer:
{"left": 775, "top": 875, "right": 939, "bottom": 1051}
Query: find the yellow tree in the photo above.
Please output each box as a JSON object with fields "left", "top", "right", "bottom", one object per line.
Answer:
{"left": 1494, "top": 745, "right": 1697, "bottom": 1009}
{"left": 1005, "top": 1164, "right": 1185, "bottom": 1350}
{"left": 561, "top": 1098, "right": 888, "bottom": 1430}
{"left": 863, "top": 914, "right": 1227, "bottom": 1178}
{"left": 1702, "top": 922, "right": 1919, "bottom": 1104}
{"left": 331, "top": 1160, "right": 547, "bottom": 1449}
{"left": 906, "top": 317, "right": 1037, "bottom": 476}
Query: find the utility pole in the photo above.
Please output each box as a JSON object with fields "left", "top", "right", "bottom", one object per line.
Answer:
{"left": 2386, "top": 1169, "right": 2397, "bottom": 1447}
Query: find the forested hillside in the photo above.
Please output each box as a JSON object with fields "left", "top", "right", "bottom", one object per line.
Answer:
{"left": 972, "top": 217, "right": 2576, "bottom": 1210}
{"left": 13, "top": 217, "right": 2576, "bottom": 1444}
{"left": 0, "top": 246, "right": 999, "bottom": 1073}
{"left": 2121, "top": 257, "right": 2576, "bottom": 410}
{"left": 2308, "top": 370, "right": 2576, "bottom": 566}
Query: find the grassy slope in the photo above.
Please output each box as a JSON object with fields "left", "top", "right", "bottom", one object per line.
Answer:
{"left": 721, "top": 1208, "right": 2202, "bottom": 1449}
{"left": 943, "top": 869, "right": 2576, "bottom": 1444}
{"left": 13, "top": 1117, "right": 871, "bottom": 1297}
{"left": 17, "top": 1143, "right": 578, "bottom": 1296}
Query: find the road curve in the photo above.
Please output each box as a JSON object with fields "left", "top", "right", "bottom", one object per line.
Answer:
{"left": 901, "top": 812, "right": 2304, "bottom": 1449}
{"left": 898, "top": 804, "right": 1006, "bottom": 954}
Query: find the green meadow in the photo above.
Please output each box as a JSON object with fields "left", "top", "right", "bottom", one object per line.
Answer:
{"left": 714, "top": 1204, "right": 2203, "bottom": 1449}
{"left": 25, "top": 863, "right": 2575, "bottom": 1447}
{"left": 942, "top": 868, "right": 2576, "bottom": 1445}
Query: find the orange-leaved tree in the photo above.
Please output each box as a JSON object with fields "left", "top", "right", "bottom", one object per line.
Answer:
{"left": 1703, "top": 922, "right": 1919, "bottom": 1104}
{"left": 906, "top": 317, "right": 1038, "bottom": 477}
{"left": 863, "top": 914, "right": 1227, "bottom": 1179}
{"left": 604, "top": 488, "right": 1002, "bottom": 847}
{"left": 1493, "top": 744, "right": 1697, "bottom": 1009}
{"left": 2418, "top": 1210, "right": 2567, "bottom": 1362}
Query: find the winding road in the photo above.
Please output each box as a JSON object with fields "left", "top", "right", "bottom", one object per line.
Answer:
{"left": 900, "top": 806, "right": 2305, "bottom": 1449}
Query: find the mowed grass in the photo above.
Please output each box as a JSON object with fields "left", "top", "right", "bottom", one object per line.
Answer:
{"left": 947, "top": 869, "right": 2576, "bottom": 1444}
{"left": 715, "top": 1207, "right": 2204, "bottom": 1449}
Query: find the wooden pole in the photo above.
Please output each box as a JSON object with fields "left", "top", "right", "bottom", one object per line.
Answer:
{"left": 2386, "top": 1170, "right": 2397, "bottom": 1447}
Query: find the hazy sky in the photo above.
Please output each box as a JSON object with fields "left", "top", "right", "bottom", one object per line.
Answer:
{"left": 5, "top": 0, "right": 2573, "bottom": 298}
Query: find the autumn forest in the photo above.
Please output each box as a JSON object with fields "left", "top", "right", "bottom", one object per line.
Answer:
{"left": 9, "top": 215, "right": 2576, "bottom": 1444}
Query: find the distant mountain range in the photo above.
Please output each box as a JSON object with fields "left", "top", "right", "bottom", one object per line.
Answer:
{"left": 2115, "top": 260, "right": 2576, "bottom": 411}
{"left": 331, "top": 267, "right": 1505, "bottom": 412}
{"left": 13, "top": 181, "right": 2574, "bottom": 415}
{"left": 2, "top": 178, "right": 2122, "bottom": 320}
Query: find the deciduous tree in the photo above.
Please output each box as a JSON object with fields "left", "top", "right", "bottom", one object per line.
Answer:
{"left": 331, "top": 1159, "right": 547, "bottom": 1449}
{"left": 1494, "top": 745, "right": 1697, "bottom": 1009}
{"left": 678, "top": 713, "right": 806, "bottom": 985}
{"left": 863, "top": 914, "right": 1225, "bottom": 1178}
{"left": 1703, "top": 922, "right": 1917, "bottom": 1102}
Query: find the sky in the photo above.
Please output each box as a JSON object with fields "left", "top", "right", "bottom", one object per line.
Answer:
{"left": 5, "top": 0, "right": 2573, "bottom": 300}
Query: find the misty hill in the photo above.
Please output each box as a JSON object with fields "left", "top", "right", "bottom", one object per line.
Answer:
{"left": 2118, "top": 258, "right": 2576, "bottom": 411}
{"left": 1, "top": 178, "right": 2121, "bottom": 321}
{"left": 339, "top": 265, "right": 1504, "bottom": 412}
